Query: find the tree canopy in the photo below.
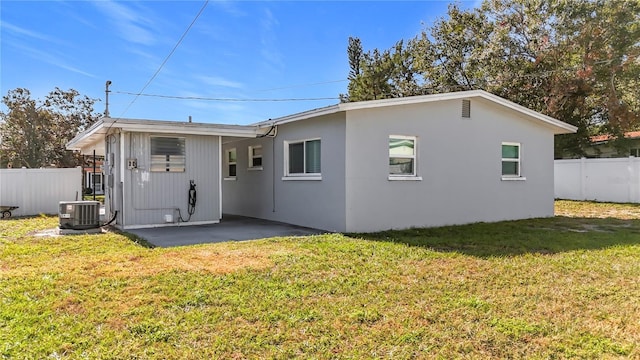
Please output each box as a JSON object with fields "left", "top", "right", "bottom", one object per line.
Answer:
{"left": 0, "top": 88, "right": 100, "bottom": 168}
{"left": 342, "top": 0, "right": 640, "bottom": 158}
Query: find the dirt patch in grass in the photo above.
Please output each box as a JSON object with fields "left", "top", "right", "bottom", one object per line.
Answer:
{"left": 136, "top": 248, "right": 275, "bottom": 275}
{"left": 4, "top": 245, "right": 276, "bottom": 280}
{"left": 556, "top": 200, "right": 640, "bottom": 219}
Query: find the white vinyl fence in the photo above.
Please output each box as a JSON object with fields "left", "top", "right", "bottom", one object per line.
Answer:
{"left": 0, "top": 167, "right": 83, "bottom": 216}
{"left": 555, "top": 157, "right": 640, "bottom": 203}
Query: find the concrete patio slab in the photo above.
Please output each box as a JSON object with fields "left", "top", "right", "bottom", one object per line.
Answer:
{"left": 126, "top": 215, "right": 324, "bottom": 247}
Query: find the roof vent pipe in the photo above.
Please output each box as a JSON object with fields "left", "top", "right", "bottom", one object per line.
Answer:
{"left": 188, "top": 115, "right": 192, "bottom": 123}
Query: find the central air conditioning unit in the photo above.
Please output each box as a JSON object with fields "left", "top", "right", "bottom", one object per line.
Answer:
{"left": 59, "top": 201, "right": 100, "bottom": 230}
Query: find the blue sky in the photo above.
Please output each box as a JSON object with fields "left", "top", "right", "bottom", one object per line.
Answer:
{"left": 1, "top": 1, "right": 478, "bottom": 125}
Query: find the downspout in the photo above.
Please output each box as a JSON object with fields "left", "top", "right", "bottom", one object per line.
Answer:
{"left": 272, "top": 134, "right": 276, "bottom": 213}
{"left": 120, "top": 130, "right": 126, "bottom": 228}
{"left": 93, "top": 149, "right": 96, "bottom": 201}
{"left": 219, "top": 136, "right": 223, "bottom": 220}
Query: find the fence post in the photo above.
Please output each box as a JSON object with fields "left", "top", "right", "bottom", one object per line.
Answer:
{"left": 20, "top": 167, "right": 27, "bottom": 215}
{"left": 580, "top": 157, "right": 586, "bottom": 200}
{"left": 630, "top": 156, "right": 640, "bottom": 203}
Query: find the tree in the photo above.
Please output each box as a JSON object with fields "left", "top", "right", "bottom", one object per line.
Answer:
{"left": 388, "top": 40, "right": 421, "bottom": 98}
{"left": 342, "top": 37, "right": 395, "bottom": 102}
{"left": 552, "top": 0, "right": 640, "bottom": 156}
{"left": 412, "top": 4, "right": 494, "bottom": 93}
{"left": 0, "top": 88, "right": 100, "bottom": 168}
{"left": 340, "top": 37, "right": 365, "bottom": 102}
{"left": 343, "top": 0, "right": 640, "bottom": 158}
{"left": 341, "top": 37, "right": 421, "bottom": 102}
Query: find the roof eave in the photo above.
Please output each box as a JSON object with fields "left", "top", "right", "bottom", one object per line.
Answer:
{"left": 475, "top": 92, "right": 578, "bottom": 134}
{"left": 253, "top": 104, "right": 341, "bottom": 127}
{"left": 254, "top": 90, "right": 577, "bottom": 134}
{"left": 66, "top": 118, "right": 107, "bottom": 151}
{"left": 67, "top": 118, "right": 259, "bottom": 152}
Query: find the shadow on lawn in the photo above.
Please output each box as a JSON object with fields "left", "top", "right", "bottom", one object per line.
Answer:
{"left": 105, "top": 226, "right": 156, "bottom": 248}
{"left": 352, "top": 216, "right": 640, "bottom": 258}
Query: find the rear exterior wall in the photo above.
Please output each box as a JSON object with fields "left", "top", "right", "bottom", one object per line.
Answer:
{"left": 115, "top": 132, "right": 220, "bottom": 228}
{"left": 344, "top": 98, "right": 556, "bottom": 232}
{"left": 222, "top": 113, "right": 347, "bottom": 232}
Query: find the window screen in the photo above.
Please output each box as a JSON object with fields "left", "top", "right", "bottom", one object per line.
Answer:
{"left": 389, "top": 136, "right": 416, "bottom": 176}
{"left": 501, "top": 143, "right": 520, "bottom": 176}
{"left": 249, "top": 145, "right": 263, "bottom": 168}
{"left": 287, "top": 139, "right": 321, "bottom": 175}
{"left": 228, "top": 148, "right": 237, "bottom": 177}
{"left": 150, "top": 137, "right": 185, "bottom": 172}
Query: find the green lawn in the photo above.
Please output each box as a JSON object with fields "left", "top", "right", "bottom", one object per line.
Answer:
{"left": 82, "top": 194, "right": 105, "bottom": 203}
{"left": 1, "top": 201, "right": 639, "bottom": 358}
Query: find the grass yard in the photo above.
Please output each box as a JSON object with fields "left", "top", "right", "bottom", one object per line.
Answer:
{"left": 82, "top": 194, "right": 105, "bottom": 204}
{"left": 1, "top": 201, "right": 639, "bottom": 359}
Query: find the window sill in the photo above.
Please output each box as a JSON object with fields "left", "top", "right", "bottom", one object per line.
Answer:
{"left": 388, "top": 176, "right": 423, "bottom": 181}
{"left": 282, "top": 176, "right": 322, "bottom": 181}
{"left": 223, "top": 177, "right": 237, "bottom": 181}
{"left": 247, "top": 167, "right": 263, "bottom": 171}
{"left": 501, "top": 176, "right": 526, "bottom": 181}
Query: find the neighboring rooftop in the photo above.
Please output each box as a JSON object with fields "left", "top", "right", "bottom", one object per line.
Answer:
{"left": 591, "top": 131, "right": 640, "bottom": 144}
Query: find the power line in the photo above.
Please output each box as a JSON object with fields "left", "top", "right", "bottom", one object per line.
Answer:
{"left": 253, "top": 79, "right": 348, "bottom": 92}
{"left": 114, "top": 91, "right": 339, "bottom": 102}
{"left": 118, "top": 0, "right": 209, "bottom": 117}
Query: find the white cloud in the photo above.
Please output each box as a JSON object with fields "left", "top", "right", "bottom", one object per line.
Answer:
{"left": 197, "top": 75, "right": 244, "bottom": 89}
{"left": 1, "top": 21, "right": 62, "bottom": 44}
{"left": 259, "top": 7, "right": 284, "bottom": 70}
{"left": 210, "top": 0, "right": 247, "bottom": 17}
{"left": 6, "top": 41, "right": 96, "bottom": 78}
{"left": 92, "top": 0, "right": 157, "bottom": 46}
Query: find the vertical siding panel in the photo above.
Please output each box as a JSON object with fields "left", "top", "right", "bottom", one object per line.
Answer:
{"left": 0, "top": 167, "right": 82, "bottom": 216}
{"left": 121, "top": 133, "right": 219, "bottom": 227}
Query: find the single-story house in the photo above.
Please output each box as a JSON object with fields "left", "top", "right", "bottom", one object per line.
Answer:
{"left": 582, "top": 131, "right": 640, "bottom": 158}
{"left": 67, "top": 90, "right": 577, "bottom": 232}
{"left": 83, "top": 157, "right": 104, "bottom": 195}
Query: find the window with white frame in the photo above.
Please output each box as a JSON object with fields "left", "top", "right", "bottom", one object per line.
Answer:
{"left": 389, "top": 136, "right": 417, "bottom": 176}
{"left": 86, "top": 172, "right": 103, "bottom": 192}
{"left": 285, "top": 139, "right": 321, "bottom": 176}
{"left": 91, "top": 173, "right": 102, "bottom": 190}
{"left": 248, "top": 145, "right": 263, "bottom": 169}
{"left": 501, "top": 142, "right": 521, "bottom": 177}
{"left": 227, "top": 148, "right": 237, "bottom": 178}
{"left": 150, "top": 136, "right": 185, "bottom": 172}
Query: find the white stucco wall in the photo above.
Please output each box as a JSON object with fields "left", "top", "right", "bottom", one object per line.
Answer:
{"left": 344, "top": 98, "right": 557, "bottom": 232}
{"left": 222, "top": 97, "right": 561, "bottom": 233}
{"left": 222, "top": 113, "right": 347, "bottom": 232}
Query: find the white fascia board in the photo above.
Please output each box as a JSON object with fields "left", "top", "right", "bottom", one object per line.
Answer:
{"left": 68, "top": 117, "right": 259, "bottom": 152}
{"left": 253, "top": 90, "right": 577, "bottom": 135}
{"left": 253, "top": 91, "right": 487, "bottom": 127}
{"left": 338, "top": 90, "right": 484, "bottom": 111}
{"left": 475, "top": 92, "right": 578, "bottom": 134}
{"left": 339, "top": 90, "right": 577, "bottom": 134}
{"left": 66, "top": 118, "right": 108, "bottom": 151}
{"left": 106, "top": 118, "right": 259, "bottom": 137}
{"left": 253, "top": 104, "right": 341, "bottom": 127}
